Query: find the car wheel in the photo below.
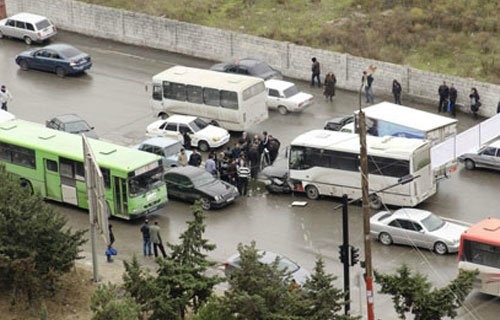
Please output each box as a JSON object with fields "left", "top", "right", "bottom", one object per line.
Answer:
{"left": 19, "top": 59, "right": 30, "bottom": 71}
{"left": 55, "top": 67, "right": 66, "bottom": 78}
{"left": 305, "top": 185, "right": 319, "bottom": 200}
{"left": 198, "top": 140, "right": 210, "bottom": 152}
{"left": 369, "top": 194, "right": 382, "bottom": 210}
{"left": 0, "top": 31, "right": 4, "bottom": 39}
{"left": 464, "top": 159, "right": 475, "bottom": 170}
{"left": 201, "top": 198, "right": 211, "bottom": 210}
{"left": 434, "top": 241, "right": 448, "bottom": 255}
{"left": 379, "top": 232, "right": 392, "bottom": 246}
{"left": 278, "top": 106, "right": 288, "bottom": 115}
{"left": 24, "top": 36, "right": 33, "bottom": 45}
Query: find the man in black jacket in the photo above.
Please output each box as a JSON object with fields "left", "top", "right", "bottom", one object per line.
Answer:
{"left": 188, "top": 149, "right": 202, "bottom": 167}
{"left": 449, "top": 83, "right": 458, "bottom": 117}
{"left": 438, "top": 81, "right": 450, "bottom": 113}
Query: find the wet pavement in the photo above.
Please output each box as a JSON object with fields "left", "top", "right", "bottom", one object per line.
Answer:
{"left": 1, "top": 31, "right": 498, "bottom": 319}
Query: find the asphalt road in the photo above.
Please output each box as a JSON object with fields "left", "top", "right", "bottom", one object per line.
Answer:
{"left": 1, "top": 31, "right": 498, "bottom": 319}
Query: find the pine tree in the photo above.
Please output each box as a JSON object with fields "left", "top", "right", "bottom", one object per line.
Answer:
{"left": 374, "top": 264, "right": 478, "bottom": 320}
{"left": 90, "top": 283, "right": 141, "bottom": 320}
{"left": 0, "top": 166, "right": 86, "bottom": 302}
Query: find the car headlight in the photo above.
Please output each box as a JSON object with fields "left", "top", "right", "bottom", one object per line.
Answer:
{"left": 212, "top": 136, "right": 220, "bottom": 142}
{"left": 70, "top": 61, "right": 76, "bottom": 66}
{"left": 214, "top": 195, "right": 221, "bottom": 201}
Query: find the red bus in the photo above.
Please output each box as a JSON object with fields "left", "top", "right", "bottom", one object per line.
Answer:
{"left": 458, "top": 218, "right": 500, "bottom": 296}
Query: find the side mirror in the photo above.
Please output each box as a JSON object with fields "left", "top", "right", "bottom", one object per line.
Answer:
{"left": 91, "top": 126, "right": 95, "bottom": 130}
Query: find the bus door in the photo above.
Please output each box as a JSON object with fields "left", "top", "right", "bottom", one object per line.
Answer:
{"left": 113, "top": 176, "right": 128, "bottom": 216}
{"left": 44, "top": 159, "right": 62, "bottom": 200}
{"left": 59, "top": 158, "right": 79, "bottom": 205}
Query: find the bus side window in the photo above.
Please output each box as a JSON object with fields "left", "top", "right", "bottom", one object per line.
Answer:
{"left": 100, "top": 167, "right": 111, "bottom": 188}
{"left": 203, "top": 88, "right": 220, "bottom": 107}
{"left": 186, "top": 85, "right": 203, "bottom": 104}
{"left": 220, "top": 90, "right": 238, "bottom": 110}
{"left": 46, "top": 159, "right": 58, "bottom": 172}
{"left": 172, "top": 83, "right": 187, "bottom": 101}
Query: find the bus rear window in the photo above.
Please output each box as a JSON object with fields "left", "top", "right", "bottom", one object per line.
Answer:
{"left": 220, "top": 90, "right": 238, "bottom": 110}
{"left": 462, "top": 239, "right": 500, "bottom": 269}
{"left": 242, "top": 82, "right": 265, "bottom": 101}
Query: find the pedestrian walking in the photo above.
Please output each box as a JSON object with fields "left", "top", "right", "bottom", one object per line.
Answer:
{"left": 449, "top": 84, "right": 458, "bottom": 117}
{"left": 177, "top": 148, "right": 188, "bottom": 166}
{"left": 106, "top": 224, "right": 116, "bottom": 262}
{"left": 149, "top": 221, "right": 167, "bottom": 258}
{"left": 438, "top": 81, "right": 449, "bottom": 113}
{"left": 237, "top": 155, "right": 250, "bottom": 196}
{"left": 205, "top": 153, "right": 217, "bottom": 176}
{"left": 392, "top": 79, "right": 402, "bottom": 105}
{"left": 469, "top": 87, "right": 481, "bottom": 119}
{"left": 0, "top": 85, "right": 13, "bottom": 111}
{"left": 188, "top": 149, "right": 202, "bottom": 167}
{"left": 311, "top": 57, "right": 321, "bottom": 87}
{"left": 182, "top": 131, "right": 191, "bottom": 150}
{"left": 140, "top": 219, "right": 152, "bottom": 256}
{"left": 323, "top": 72, "right": 336, "bottom": 101}
{"left": 362, "top": 66, "right": 375, "bottom": 104}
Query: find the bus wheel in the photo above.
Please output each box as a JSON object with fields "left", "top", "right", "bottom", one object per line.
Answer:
{"left": 20, "top": 179, "right": 33, "bottom": 194}
{"left": 305, "top": 185, "right": 319, "bottom": 200}
{"left": 379, "top": 232, "right": 392, "bottom": 245}
{"left": 159, "top": 112, "right": 168, "bottom": 120}
{"left": 434, "top": 241, "right": 448, "bottom": 255}
{"left": 201, "top": 198, "right": 211, "bottom": 210}
{"left": 198, "top": 141, "right": 210, "bottom": 152}
{"left": 209, "top": 120, "right": 220, "bottom": 127}
{"left": 278, "top": 106, "right": 288, "bottom": 115}
{"left": 464, "top": 159, "right": 475, "bottom": 170}
{"left": 369, "top": 194, "right": 382, "bottom": 210}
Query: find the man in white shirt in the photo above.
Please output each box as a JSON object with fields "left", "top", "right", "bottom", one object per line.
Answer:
{"left": 0, "top": 85, "right": 13, "bottom": 111}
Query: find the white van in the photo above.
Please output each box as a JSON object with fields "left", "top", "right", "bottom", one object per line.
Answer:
{"left": 0, "top": 13, "right": 57, "bottom": 45}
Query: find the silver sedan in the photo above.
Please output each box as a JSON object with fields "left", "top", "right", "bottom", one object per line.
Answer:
{"left": 370, "top": 208, "right": 468, "bottom": 255}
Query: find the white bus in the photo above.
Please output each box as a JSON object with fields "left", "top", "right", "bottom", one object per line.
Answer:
{"left": 288, "top": 130, "right": 436, "bottom": 208}
{"left": 459, "top": 218, "right": 500, "bottom": 297}
{"left": 149, "top": 66, "right": 268, "bottom": 131}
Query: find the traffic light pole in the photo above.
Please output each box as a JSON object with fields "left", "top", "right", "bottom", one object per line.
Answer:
{"left": 341, "top": 194, "right": 350, "bottom": 316}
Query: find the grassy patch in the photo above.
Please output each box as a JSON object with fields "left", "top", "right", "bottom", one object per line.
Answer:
{"left": 79, "top": 0, "right": 499, "bottom": 83}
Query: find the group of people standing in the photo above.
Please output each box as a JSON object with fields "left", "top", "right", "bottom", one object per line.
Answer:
{"left": 311, "top": 57, "right": 337, "bottom": 102}
{"left": 140, "top": 219, "right": 167, "bottom": 258}
{"left": 438, "top": 81, "right": 482, "bottom": 119}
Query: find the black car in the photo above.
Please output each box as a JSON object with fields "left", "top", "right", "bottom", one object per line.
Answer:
{"left": 210, "top": 58, "right": 282, "bottom": 80}
{"left": 46, "top": 113, "right": 98, "bottom": 139}
{"left": 323, "top": 115, "right": 354, "bottom": 131}
{"left": 164, "top": 166, "right": 239, "bottom": 210}
{"left": 15, "top": 43, "right": 92, "bottom": 77}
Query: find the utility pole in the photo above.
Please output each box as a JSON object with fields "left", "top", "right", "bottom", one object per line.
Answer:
{"left": 358, "top": 106, "right": 375, "bottom": 320}
{"left": 341, "top": 194, "right": 350, "bottom": 316}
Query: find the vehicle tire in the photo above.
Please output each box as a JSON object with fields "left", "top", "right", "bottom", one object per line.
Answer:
{"left": 209, "top": 120, "right": 220, "bottom": 127}
{"left": 433, "top": 241, "right": 448, "bottom": 255}
{"left": 198, "top": 140, "right": 210, "bottom": 152}
{"left": 19, "top": 179, "right": 33, "bottom": 194}
{"left": 201, "top": 198, "right": 211, "bottom": 210}
{"left": 464, "top": 159, "right": 475, "bottom": 170}
{"left": 305, "top": 185, "right": 319, "bottom": 200}
{"left": 19, "top": 59, "right": 29, "bottom": 71}
{"left": 278, "top": 106, "right": 288, "bottom": 115}
{"left": 55, "top": 67, "right": 66, "bottom": 78}
{"left": 24, "top": 36, "right": 33, "bottom": 45}
{"left": 0, "top": 31, "right": 4, "bottom": 39}
{"left": 379, "top": 232, "right": 392, "bottom": 246}
{"left": 369, "top": 194, "right": 382, "bottom": 210}
{"left": 159, "top": 112, "right": 168, "bottom": 120}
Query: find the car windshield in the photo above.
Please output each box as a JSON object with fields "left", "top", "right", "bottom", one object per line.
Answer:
{"left": 420, "top": 213, "right": 445, "bottom": 232}
{"left": 191, "top": 171, "right": 215, "bottom": 187}
{"left": 164, "top": 142, "right": 183, "bottom": 156}
{"left": 35, "top": 19, "right": 51, "bottom": 30}
{"left": 277, "top": 257, "right": 299, "bottom": 273}
{"left": 59, "top": 46, "right": 81, "bottom": 59}
{"left": 65, "top": 120, "right": 91, "bottom": 133}
{"left": 251, "top": 62, "right": 273, "bottom": 76}
{"left": 189, "top": 118, "right": 208, "bottom": 132}
{"left": 283, "top": 85, "right": 299, "bottom": 98}
{"left": 128, "top": 165, "right": 164, "bottom": 197}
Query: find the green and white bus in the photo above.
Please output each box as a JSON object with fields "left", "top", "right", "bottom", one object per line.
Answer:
{"left": 0, "top": 119, "right": 167, "bottom": 220}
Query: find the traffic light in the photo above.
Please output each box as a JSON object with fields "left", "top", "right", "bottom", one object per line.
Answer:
{"left": 338, "top": 245, "right": 347, "bottom": 263}
{"left": 350, "top": 246, "right": 360, "bottom": 266}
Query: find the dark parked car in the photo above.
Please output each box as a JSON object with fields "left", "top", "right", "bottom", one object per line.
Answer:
{"left": 210, "top": 58, "right": 282, "bottom": 80}
{"left": 323, "top": 115, "right": 354, "bottom": 131}
{"left": 46, "top": 113, "right": 98, "bottom": 139}
{"left": 15, "top": 43, "right": 91, "bottom": 77}
{"left": 164, "top": 166, "right": 239, "bottom": 210}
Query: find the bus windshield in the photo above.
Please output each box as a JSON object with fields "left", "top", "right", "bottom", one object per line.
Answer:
{"left": 189, "top": 118, "right": 208, "bottom": 132}
{"left": 462, "top": 239, "right": 500, "bottom": 269}
{"left": 129, "top": 165, "right": 164, "bottom": 196}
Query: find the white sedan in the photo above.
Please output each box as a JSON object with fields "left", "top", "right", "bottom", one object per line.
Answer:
{"left": 265, "top": 79, "right": 313, "bottom": 115}
{"left": 370, "top": 208, "right": 468, "bottom": 255}
{"left": 146, "top": 115, "right": 230, "bottom": 152}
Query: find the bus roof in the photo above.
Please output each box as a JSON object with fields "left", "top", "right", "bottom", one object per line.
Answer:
{"left": 358, "top": 102, "right": 457, "bottom": 132}
{"left": 152, "top": 66, "right": 264, "bottom": 91}
{"left": 291, "top": 130, "right": 428, "bottom": 159}
{"left": 0, "top": 119, "right": 160, "bottom": 172}
{"left": 462, "top": 218, "right": 500, "bottom": 247}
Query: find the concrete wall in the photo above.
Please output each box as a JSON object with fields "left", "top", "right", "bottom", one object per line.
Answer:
{"left": 6, "top": 0, "right": 499, "bottom": 116}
